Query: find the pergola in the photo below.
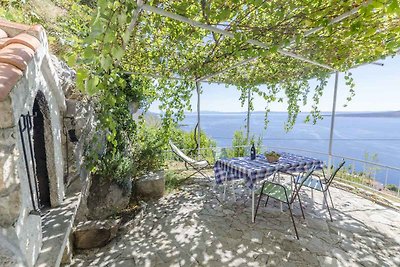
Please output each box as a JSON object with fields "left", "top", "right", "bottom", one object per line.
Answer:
{"left": 120, "top": 0, "right": 400, "bottom": 168}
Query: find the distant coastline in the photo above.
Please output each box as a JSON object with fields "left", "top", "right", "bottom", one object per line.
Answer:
{"left": 323, "top": 111, "right": 400, "bottom": 118}
{"left": 184, "top": 110, "right": 400, "bottom": 118}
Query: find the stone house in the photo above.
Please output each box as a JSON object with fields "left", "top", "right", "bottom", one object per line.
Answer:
{"left": 0, "top": 20, "right": 81, "bottom": 266}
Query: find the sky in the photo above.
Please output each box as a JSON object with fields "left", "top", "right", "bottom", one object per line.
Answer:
{"left": 149, "top": 55, "right": 400, "bottom": 113}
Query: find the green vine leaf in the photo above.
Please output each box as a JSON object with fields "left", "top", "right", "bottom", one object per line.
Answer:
{"left": 112, "top": 46, "right": 125, "bottom": 60}
{"left": 85, "top": 76, "right": 100, "bottom": 95}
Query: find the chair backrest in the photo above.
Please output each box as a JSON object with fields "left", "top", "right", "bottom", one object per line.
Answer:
{"left": 325, "top": 160, "right": 346, "bottom": 189}
{"left": 290, "top": 166, "right": 316, "bottom": 203}
{"left": 169, "top": 140, "right": 196, "bottom": 164}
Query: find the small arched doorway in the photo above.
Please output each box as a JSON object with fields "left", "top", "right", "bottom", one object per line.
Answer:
{"left": 32, "top": 92, "right": 51, "bottom": 208}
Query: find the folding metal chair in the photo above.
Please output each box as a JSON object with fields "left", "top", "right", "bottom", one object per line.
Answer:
{"left": 254, "top": 166, "right": 316, "bottom": 239}
{"left": 295, "top": 160, "right": 345, "bottom": 222}
{"left": 169, "top": 141, "right": 210, "bottom": 180}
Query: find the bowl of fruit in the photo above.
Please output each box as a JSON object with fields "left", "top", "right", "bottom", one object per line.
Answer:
{"left": 264, "top": 151, "right": 281, "bottom": 163}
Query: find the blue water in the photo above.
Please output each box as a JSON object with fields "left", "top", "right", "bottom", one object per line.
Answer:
{"left": 181, "top": 112, "right": 400, "bottom": 185}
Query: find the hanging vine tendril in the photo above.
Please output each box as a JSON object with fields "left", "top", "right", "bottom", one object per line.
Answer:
{"left": 62, "top": 0, "right": 400, "bottom": 145}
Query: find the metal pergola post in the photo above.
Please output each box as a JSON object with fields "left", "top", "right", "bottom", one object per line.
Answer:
{"left": 122, "top": 0, "right": 144, "bottom": 50}
{"left": 196, "top": 81, "right": 201, "bottom": 158}
{"left": 328, "top": 71, "right": 340, "bottom": 175}
{"left": 246, "top": 88, "right": 251, "bottom": 141}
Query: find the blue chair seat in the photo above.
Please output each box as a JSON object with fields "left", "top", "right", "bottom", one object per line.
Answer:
{"left": 295, "top": 176, "right": 323, "bottom": 191}
{"left": 293, "top": 160, "right": 346, "bottom": 222}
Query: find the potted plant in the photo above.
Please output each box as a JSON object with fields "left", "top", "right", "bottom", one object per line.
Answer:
{"left": 264, "top": 151, "right": 281, "bottom": 163}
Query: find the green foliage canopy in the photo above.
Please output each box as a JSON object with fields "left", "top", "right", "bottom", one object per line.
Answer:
{"left": 72, "top": 0, "right": 400, "bottom": 132}
{"left": 4, "top": 0, "right": 400, "bottom": 147}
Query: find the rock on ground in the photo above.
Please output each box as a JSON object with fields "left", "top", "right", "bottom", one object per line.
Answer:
{"left": 87, "top": 176, "right": 131, "bottom": 220}
{"left": 73, "top": 220, "right": 120, "bottom": 249}
{"left": 136, "top": 171, "right": 165, "bottom": 200}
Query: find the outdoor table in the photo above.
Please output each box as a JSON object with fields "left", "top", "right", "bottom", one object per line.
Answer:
{"left": 214, "top": 152, "right": 324, "bottom": 222}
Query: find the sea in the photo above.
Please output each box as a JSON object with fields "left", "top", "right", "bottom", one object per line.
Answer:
{"left": 181, "top": 112, "right": 400, "bottom": 185}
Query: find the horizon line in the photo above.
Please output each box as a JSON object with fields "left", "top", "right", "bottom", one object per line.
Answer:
{"left": 181, "top": 110, "right": 400, "bottom": 114}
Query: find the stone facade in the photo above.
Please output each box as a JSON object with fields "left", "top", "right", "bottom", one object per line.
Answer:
{"left": 0, "top": 21, "right": 66, "bottom": 266}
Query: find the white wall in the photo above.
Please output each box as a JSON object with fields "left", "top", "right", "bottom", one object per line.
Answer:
{"left": 0, "top": 32, "right": 66, "bottom": 266}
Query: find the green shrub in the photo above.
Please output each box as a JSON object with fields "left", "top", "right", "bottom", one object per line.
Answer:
{"left": 86, "top": 121, "right": 167, "bottom": 189}
{"left": 221, "top": 129, "right": 262, "bottom": 158}
{"left": 164, "top": 171, "right": 186, "bottom": 192}
{"left": 385, "top": 184, "right": 399, "bottom": 192}
{"left": 130, "top": 124, "right": 167, "bottom": 178}
{"left": 0, "top": 0, "right": 92, "bottom": 57}
{"left": 362, "top": 152, "right": 380, "bottom": 178}
{"left": 170, "top": 127, "right": 216, "bottom": 164}
{"left": 91, "top": 151, "right": 133, "bottom": 190}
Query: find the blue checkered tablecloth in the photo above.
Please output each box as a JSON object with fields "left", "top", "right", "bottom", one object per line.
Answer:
{"left": 214, "top": 152, "right": 324, "bottom": 189}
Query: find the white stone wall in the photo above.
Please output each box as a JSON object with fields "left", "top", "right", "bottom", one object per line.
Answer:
{"left": 0, "top": 128, "right": 20, "bottom": 226}
{"left": 0, "top": 30, "right": 66, "bottom": 266}
{"left": 0, "top": 231, "right": 27, "bottom": 266}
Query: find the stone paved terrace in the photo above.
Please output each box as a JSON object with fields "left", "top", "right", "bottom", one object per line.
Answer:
{"left": 69, "top": 176, "right": 400, "bottom": 267}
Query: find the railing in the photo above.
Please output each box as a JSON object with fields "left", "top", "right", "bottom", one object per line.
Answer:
{"left": 165, "top": 145, "right": 400, "bottom": 201}
{"left": 265, "top": 145, "right": 400, "bottom": 201}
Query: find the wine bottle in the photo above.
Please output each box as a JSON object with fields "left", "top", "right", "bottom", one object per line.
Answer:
{"left": 250, "top": 143, "right": 256, "bottom": 160}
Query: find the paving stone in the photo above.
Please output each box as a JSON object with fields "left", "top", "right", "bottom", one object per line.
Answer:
{"left": 280, "top": 258, "right": 298, "bottom": 267}
{"left": 112, "top": 258, "right": 137, "bottom": 266}
{"left": 339, "top": 238, "right": 357, "bottom": 252}
{"left": 254, "top": 253, "right": 270, "bottom": 265}
{"left": 227, "top": 228, "right": 244, "bottom": 239}
{"left": 265, "top": 256, "right": 282, "bottom": 266}
{"left": 330, "top": 247, "right": 351, "bottom": 264}
{"left": 294, "top": 250, "right": 320, "bottom": 266}
{"left": 304, "top": 237, "right": 332, "bottom": 255}
{"left": 392, "top": 255, "right": 400, "bottom": 266}
{"left": 305, "top": 217, "right": 329, "bottom": 232}
{"left": 243, "top": 230, "right": 263, "bottom": 244}
{"left": 317, "top": 256, "right": 340, "bottom": 266}
{"left": 222, "top": 208, "right": 235, "bottom": 216}
{"left": 357, "top": 255, "right": 380, "bottom": 267}
{"left": 67, "top": 177, "right": 400, "bottom": 267}
{"left": 280, "top": 238, "right": 304, "bottom": 252}
{"left": 219, "top": 236, "right": 242, "bottom": 248}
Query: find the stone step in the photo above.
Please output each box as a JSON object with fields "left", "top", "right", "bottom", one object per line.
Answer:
{"left": 35, "top": 192, "right": 81, "bottom": 267}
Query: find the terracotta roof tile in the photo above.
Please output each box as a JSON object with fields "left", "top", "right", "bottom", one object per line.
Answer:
{"left": 4, "top": 33, "right": 41, "bottom": 51}
{"left": 0, "top": 29, "right": 7, "bottom": 38}
{"left": 0, "top": 62, "right": 23, "bottom": 101}
{"left": 0, "top": 19, "right": 30, "bottom": 36}
{"left": 0, "top": 38, "right": 11, "bottom": 49}
{"left": 29, "top": 25, "right": 45, "bottom": 37}
{"left": 0, "top": 20, "right": 46, "bottom": 102}
{"left": 0, "top": 43, "right": 35, "bottom": 71}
